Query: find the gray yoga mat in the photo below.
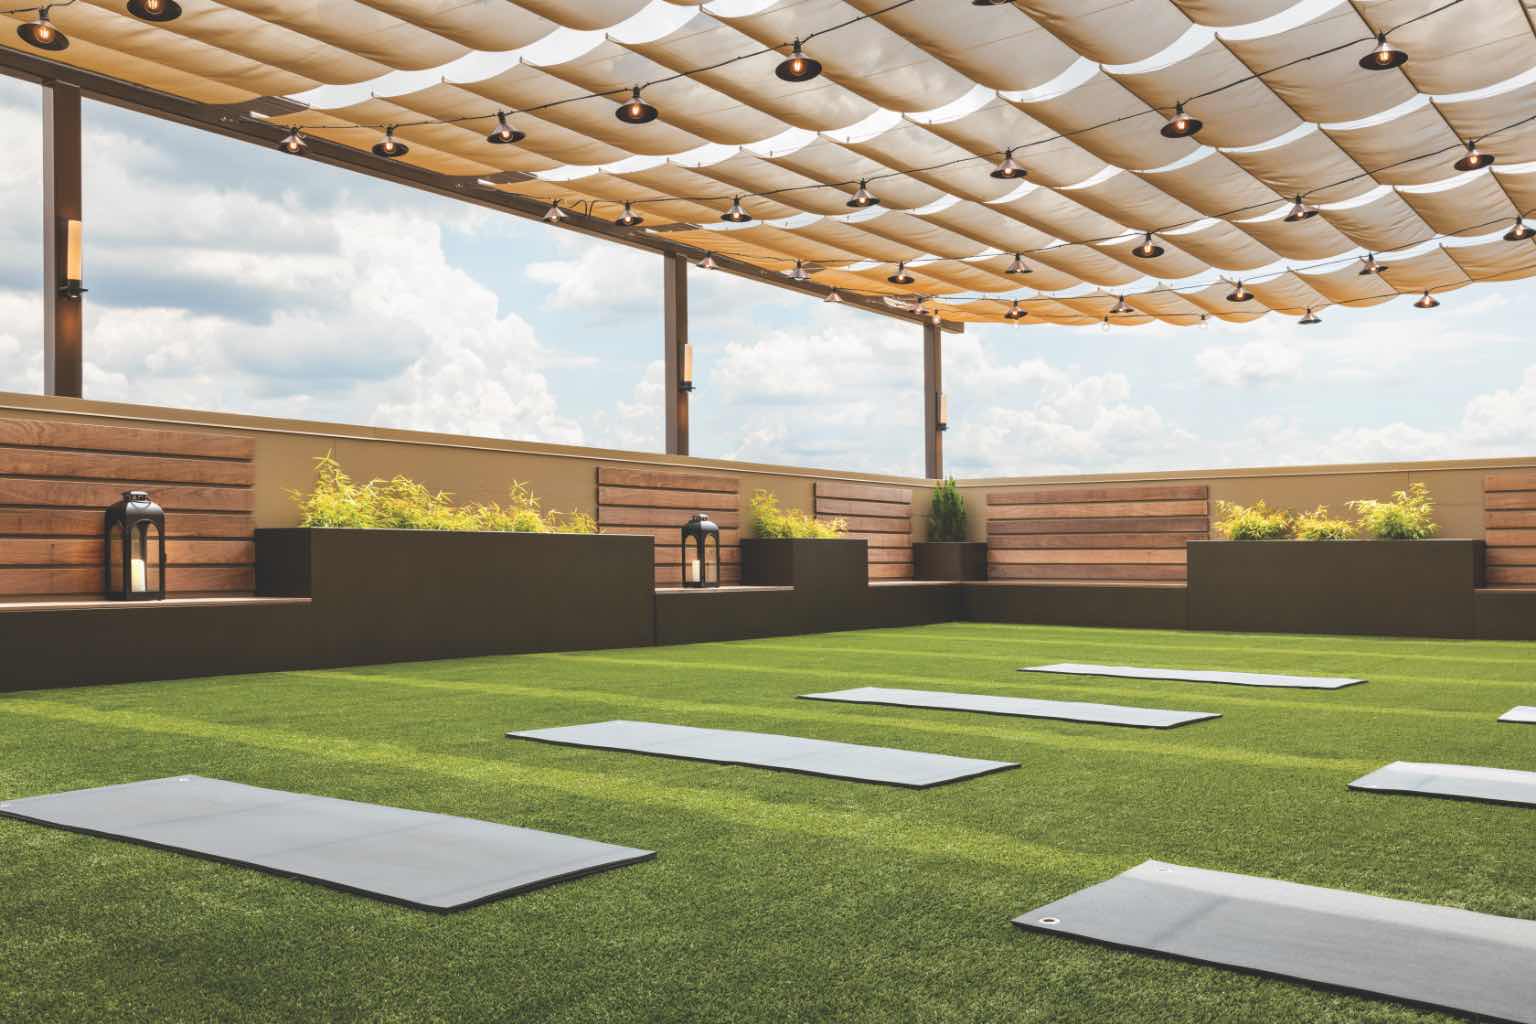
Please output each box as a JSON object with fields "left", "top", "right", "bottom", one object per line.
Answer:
{"left": 799, "top": 686, "right": 1219, "bottom": 729}
{"left": 0, "top": 776, "right": 653, "bottom": 911}
{"left": 1014, "top": 860, "right": 1536, "bottom": 1024}
{"left": 1500, "top": 706, "right": 1536, "bottom": 724}
{"left": 507, "top": 720, "right": 1018, "bottom": 788}
{"left": 1349, "top": 761, "right": 1536, "bottom": 809}
{"left": 1020, "top": 662, "right": 1365, "bottom": 689}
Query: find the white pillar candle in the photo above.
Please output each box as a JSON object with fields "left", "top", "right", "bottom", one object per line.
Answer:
{"left": 131, "top": 557, "right": 146, "bottom": 593}
{"left": 688, "top": 559, "right": 700, "bottom": 583}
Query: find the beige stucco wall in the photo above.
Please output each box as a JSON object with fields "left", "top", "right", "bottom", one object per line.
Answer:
{"left": 3, "top": 392, "right": 1532, "bottom": 541}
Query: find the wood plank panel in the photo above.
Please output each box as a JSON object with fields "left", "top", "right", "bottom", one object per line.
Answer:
{"left": 0, "top": 539, "right": 254, "bottom": 566}
{"left": 813, "top": 497, "right": 914, "bottom": 518}
{"left": 1485, "top": 491, "right": 1536, "bottom": 510}
{"left": 603, "top": 526, "right": 741, "bottom": 546}
{"left": 0, "top": 509, "right": 253, "bottom": 538}
{"left": 1486, "top": 548, "right": 1536, "bottom": 566}
{"left": 0, "top": 479, "right": 253, "bottom": 513}
{"left": 0, "top": 418, "right": 254, "bottom": 460}
{"left": 1488, "top": 566, "right": 1536, "bottom": 585}
{"left": 989, "top": 516, "right": 1208, "bottom": 535}
{"left": 814, "top": 481, "right": 913, "bottom": 504}
{"left": 0, "top": 565, "right": 255, "bottom": 596}
{"left": 988, "top": 563, "right": 1187, "bottom": 582}
{"left": 990, "top": 532, "right": 1202, "bottom": 550}
{"left": 597, "top": 467, "right": 739, "bottom": 493}
{"left": 654, "top": 564, "right": 743, "bottom": 585}
{"left": 987, "top": 484, "right": 1207, "bottom": 505}
{"left": 1486, "top": 510, "right": 1536, "bottom": 529}
{"left": 598, "top": 507, "right": 740, "bottom": 529}
{"left": 842, "top": 532, "right": 911, "bottom": 548}
{"left": 989, "top": 548, "right": 1186, "bottom": 565}
{"left": 824, "top": 514, "right": 911, "bottom": 534}
{"left": 597, "top": 486, "right": 737, "bottom": 512}
{"left": 867, "top": 548, "right": 913, "bottom": 563}
{"left": 868, "top": 562, "right": 914, "bottom": 579}
{"left": 0, "top": 448, "right": 254, "bottom": 485}
{"left": 1487, "top": 529, "right": 1536, "bottom": 547}
{"left": 989, "top": 500, "right": 1208, "bottom": 520}
{"left": 1484, "top": 473, "right": 1536, "bottom": 492}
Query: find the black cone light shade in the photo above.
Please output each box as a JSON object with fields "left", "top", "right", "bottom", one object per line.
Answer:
{"left": 888, "top": 262, "right": 914, "bottom": 285}
{"left": 1359, "top": 33, "right": 1407, "bottom": 70}
{"left": 18, "top": 8, "right": 68, "bottom": 50}
{"left": 616, "top": 87, "right": 658, "bottom": 125}
{"left": 487, "top": 111, "right": 524, "bottom": 144}
{"left": 372, "top": 127, "right": 408, "bottom": 158}
{"left": 127, "top": 0, "right": 182, "bottom": 21}
{"left": 1285, "top": 195, "right": 1318, "bottom": 221}
{"left": 1160, "top": 102, "right": 1201, "bottom": 139}
{"left": 277, "top": 129, "right": 306, "bottom": 155}
{"left": 1454, "top": 140, "right": 1493, "bottom": 171}
{"left": 775, "top": 39, "right": 822, "bottom": 82}
{"left": 615, "top": 202, "right": 643, "bottom": 227}
{"left": 1132, "top": 232, "right": 1164, "bottom": 259}
{"left": 846, "top": 179, "right": 879, "bottom": 208}
{"left": 990, "top": 148, "right": 1025, "bottom": 179}
{"left": 1505, "top": 217, "right": 1534, "bottom": 241}
{"left": 1414, "top": 291, "right": 1439, "bottom": 309}
{"left": 722, "top": 197, "right": 752, "bottom": 223}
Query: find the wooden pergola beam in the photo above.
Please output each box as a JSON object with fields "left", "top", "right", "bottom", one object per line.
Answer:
{"left": 663, "top": 252, "right": 689, "bottom": 456}
{"left": 42, "top": 80, "right": 82, "bottom": 398}
{"left": 923, "top": 321, "right": 944, "bottom": 479}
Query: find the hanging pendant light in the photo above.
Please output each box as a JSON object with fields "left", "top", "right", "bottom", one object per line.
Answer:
{"left": 1160, "top": 102, "right": 1201, "bottom": 139}
{"left": 1300, "top": 307, "right": 1322, "bottom": 325}
{"left": 1284, "top": 195, "right": 1318, "bottom": 222}
{"left": 846, "top": 179, "right": 879, "bottom": 209}
{"left": 1357, "top": 252, "right": 1388, "bottom": 276}
{"left": 888, "top": 261, "right": 915, "bottom": 285}
{"left": 487, "top": 111, "right": 525, "bottom": 145}
{"left": 1359, "top": 33, "right": 1407, "bottom": 70}
{"left": 1132, "top": 232, "right": 1164, "bottom": 259}
{"left": 788, "top": 260, "right": 811, "bottom": 282}
{"left": 775, "top": 38, "right": 822, "bottom": 82}
{"left": 1504, "top": 217, "right": 1534, "bottom": 241}
{"left": 697, "top": 252, "right": 718, "bottom": 270}
{"left": 1110, "top": 296, "right": 1133, "bottom": 315}
{"left": 1226, "top": 280, "right": 1252, "bottom": 303}
{"left": 127, "top": 0, "right": 182, "bottom": 22}
{"left": 372, "top": 126, "right": 408, "bottom": 158}
{"left": 721, "top": 196, "right": 753, "bottom": 223}
{"left": 277, "top": 129, "right": 306, "bottom": 155}
{"left": 615, "top": 202, "right": 644, "bottom": 228}
{"left": 1005, "top": 253, "right": 1031, "bottom": 275}
{"left": 543, "top": 200, "right": 567, "bottom": 224}
{"left": 18, "top": 7, "right": 68, "bottom": 50}
{"left": 824, "top": 287, "right": 844, "bottom": 304}
{"left": 990, "top": 148, "right": 1026, "bottom": 180}
{"left": 1454, "top": 139, "right": 1493, "bottom": 171}
{"left": 1413, "top": 290, "right": 1439, "bottom": 309}
{"left": 616, "top": 86, "right": 658, "bottom": 125}
{"left": 1100, "top": 316, "right": 1111, "bottom": 333}
{"left": 1004, "top": 300, "right": 1027, "bottom": 320}
{"left": 1199, "top": 314, "right": 1210, "bottom": 329}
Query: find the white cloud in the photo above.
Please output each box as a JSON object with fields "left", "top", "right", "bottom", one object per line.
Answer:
{"left": 1195, "top": 338, "right": 1303, "bottom": 386}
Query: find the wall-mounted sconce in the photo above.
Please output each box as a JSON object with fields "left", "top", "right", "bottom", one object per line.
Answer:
{"left": 936, "top": 392, "right": 948, "bottom": 432}
{"left": 680, "top": 342, "right": 695, "bottom": 392}
{"left": 60, "top": 219, "right": 86, "bottom": 299}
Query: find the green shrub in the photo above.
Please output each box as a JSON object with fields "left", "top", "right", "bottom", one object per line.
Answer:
{"left": 1347, "top": 482, "right": 1438, "bottom": 540}
{"left": 1293, "top": 505, "right": 1356, "bottom": 541}
{"left": 749, "top": 489, "right": 846, "bottom": 539}
{"left": 926, "top": 477, "right": 968, "bottom": 542}
{"left": 289, "top": 453, "right": 596, "bottom": 534}
{"left": 1213, "top": 499, "right": 1293, "bottom": 540}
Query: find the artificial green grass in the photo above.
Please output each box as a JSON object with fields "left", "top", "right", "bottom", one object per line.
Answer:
{"left": 2, "top": 622, "right": 1535, "bottom": 1023}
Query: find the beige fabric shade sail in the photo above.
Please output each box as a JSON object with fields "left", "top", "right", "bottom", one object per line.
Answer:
{"left": 6, "top": 0, "right": 1536, "bottom": 326}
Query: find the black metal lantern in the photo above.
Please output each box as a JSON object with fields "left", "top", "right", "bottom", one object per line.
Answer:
{"left": 680, "top": 513, "right": 721, "bottom": 589}
{"left": 104, "top": 490, "right": 166, "bottom": 601}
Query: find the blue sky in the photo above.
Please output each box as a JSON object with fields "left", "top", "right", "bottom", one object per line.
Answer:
{"left": 1, "top": 73, "right": 1532, "bottom": 478}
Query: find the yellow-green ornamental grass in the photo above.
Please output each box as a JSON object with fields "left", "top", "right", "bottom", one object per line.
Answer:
{"left": 749, "top": 489, "right": 847, "bottom": 539}
{"left": 1216, "top": 484, "right": 1439, "bottom": 541}
{"left": 289, "top": 453, "right": 597, "bottom": 534}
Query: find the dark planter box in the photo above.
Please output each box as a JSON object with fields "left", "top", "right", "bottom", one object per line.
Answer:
{"left": 1187, "top": 539, "right": 1485, "bottom": 638}
{"left": 740, "top": 538, "right": 868, "bottom": 591}
{"left": 914, "top": 541, "right": 988, "bottom": 581}
{"left": 257, "top": 528, "right": 655, "bottom": 662}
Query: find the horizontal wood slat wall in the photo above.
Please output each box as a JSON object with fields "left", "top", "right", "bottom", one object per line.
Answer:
{"left": 986, "top": 484, "right": 1209, "bottom": 582}
{"left": 815, "top": 481, "right": 913, "bottom": 580}
{"left": 0, "top": 418, "right": 255, "bottom": 597}
{"left": 597, "top": 466, "right": 741, "bottom": 585}
{"left": 1485, "top": 473, "right": 1536, "bottom": 586}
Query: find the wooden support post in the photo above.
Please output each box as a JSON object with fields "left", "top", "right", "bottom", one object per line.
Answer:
{"left": 923, "top": 320, "right": 943, "bottom": 479}
{"left": 43, "top": 81, "right": 83, "bottom": 398}
{"left": 663, "top": 251, "right": 689, "bottom": 456}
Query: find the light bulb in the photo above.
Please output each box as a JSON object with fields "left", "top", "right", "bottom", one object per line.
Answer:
{"left": 1004, "top": 300, "right": 1027, "bottom": 320}
{"left": 1300, "top": 307, "right": 1321, "bottom": 325}
{"left": 721, "top": 197, "right": 753, "bottom": 223}
{"left": 1413, "top": 290, "right": 1439, "bottom": 309}
{"left": 615, "top": 202, "right": 643, "bottom": 227}
{"left": 1504, "top": 217, "right": 1534, "bottom": 242}
{"left": 1111, "top": 296, "right": 1133, "bottom": 315}
{"left": 825, "top": 287, "right": 844, "bottom": 304}
{"left": 128, "top": 0, "right": 182, "bottom": 21}
{"left": 789, "top": 260, "right": 811, "bottom": 282}
{"left": 543, "top": 200, "right": 567, "bottom": 224}
{"left": 18, "top": 7, "right": 69, "bottom": 50}
{"left": 888, "top": 262, "right": 915, "bottom": 285}
{"left": 1132, "top": 232, "right": 1164, "bottom": 259}
{"left": 990, "top": 149, "right": 1025, "bottom": 180}
{"left": 1005, "top": 253, "right": 1030, "bottom": 275}
{"left": 1357, "top": 253, "right": 1388, "bottom": 276}
{"left": 277, "top": 129, "right": 306, "bottom": 155}
{"left": 1284, "top": 195, "right": 1318, "bottom": 221}
{"left": 775, "top": 38, "right": 822, "bottom": 82}
{"left": 372, "top": 127, "right": 408, "bottom": 158}
{"left": 487, "top": 111, "right": 524, "bottom": 145}
{"left": 697, "top": 252, "right": 717, "bottom": 271}
{"left": 1226, "top": 281, "right": 1252, "bottom": 303}
{"left": 1454, "top": 139, "right": 1493, "bottom": 172}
